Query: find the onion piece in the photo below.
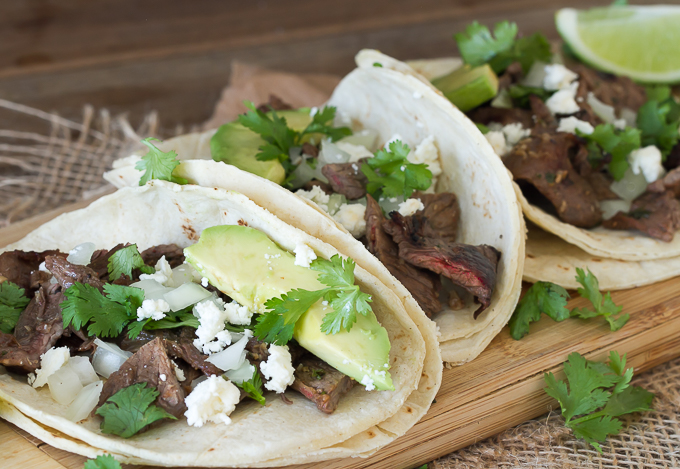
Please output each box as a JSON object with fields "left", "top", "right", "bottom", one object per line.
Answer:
{"left": 225, "top": 362, "right": 256, "bottom": 384}
{"left": 521, "top": 61, "right": 549, "bottom": 88}
{"left": 206, "top": 332, "right": 252, "bottom": 371}
{"left": 319, "top": 139, "right": 350, "bottom": 165}
{"left": 339, "top": 129, "right": 378, "bottom": 151}
{"left": 169, "top": 263, "right": 200, "bottom": 288}
{"left": 65, "top": 381, "right": 103, "bottom": 422}
{"left": 587, "top": 92, "right": 617, "bottom": 124}
{"left": 190, "top": 375, "right": 208, "bottom": 390}
{"left": 601, "top": 200, "right": 632, "bottom": 220}
{"left": 164, "top": 282, "right": 211, "bottom": 312}
{"left": 289, "top": 160, "right": 321, "bottom": 190}
{"left": 131, "top": 279, "right": 172, "bottom": 301}
{"left": 610, "top": 168, "right": 648, "bottom": 201}
{"left": 327, "top": 193, "right": 348, "bottom": 216}
{"left": 92, "top": 339, "right": 132, "bottom": 378}
{"left": 65, "top": 356, "right": 99, "bottom": 386}
{"left": 379, "top": 196, "right": 404, "bottom": 215}
{"left": 66, "top": 243, "right": 97, "bottom": 266}
{"left": 48, "top": 366, "right": 83, "bottom": 405}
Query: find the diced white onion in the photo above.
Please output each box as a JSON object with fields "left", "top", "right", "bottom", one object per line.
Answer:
{"left": 587, "top": 92, "right": 617, "bottom": 124}
{"left": 131, "top": 279, "right": 173, "bottom": 301}
{"left": 64, "top": 356, "right": 99, "bottom": 386}
{"left": 190, "top": 375, "right": 208, "bottom": 390}
{"left": 65, "top": 381, "right": 102, "bottom": 422}
{"left": 164, "top": 282, "right": 212, "bottom": 312}
{"left": 289, "top": 146, "right": 303, "bottom": 165}
{"left": 319, "top": 139, "right": 350, "bottom": 165}
{"left": 379, "top": 196, "right": 404, "bottom": 215}
{"left": 168, "top": 264, "right": 200, "bottom": 288}
{"left": 521, "top": 61, "right": 549, "bottom": 88}
{"left": 339, "top": 129, "right": 379, "bottom": 151}
{"left": 610, "top": 168, "right": 648, "bottom": 201}
{"left": 224, "top": 362, "right": 256, "bottom": 384}
{"left": 289, "top": 160, "right": 323, "bottom": 189}
{"left": 600, "top": 199, "right": 632, "bottom": 220}
{"left": 66, "top": 242, "right": 97, "bottom": 266}
{"left": 92, "top": 339, "right": 132, "bottom": 378}
{"left": 206, "top": 333, "right": 251, "bottom": 371}
{"left": 48, "top": 366, "right": 83, "bottom": 405}
{"left": 327, "top": 193, "right": 348, "bottom": 216}
{"left": 621, "top": 108, "right": 637, "bottom": 128}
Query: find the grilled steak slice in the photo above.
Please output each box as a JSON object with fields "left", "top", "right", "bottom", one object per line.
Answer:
{"left": 45, "top": 256, "right": 104, "bottom": 290}
{"left": 256, "top": 95, "right": 293, "bottom": 112}
{"left": 302, "top": 179, "right": 333, "bottom": 195}
{"left": 498, "top": 62, "right": 523, "bottom": 90}
{"left": 365, "top": 195, "right": 442, "bottom": 317}
{"left": 301, "top": 143, "right": 319, "bottom": 158}
{"left": 504, "top": 131, "right": 602, "bottom": 227}
{"left": 97, "top": 338, "right": 186, "bottom": 418}
{"left": 140, "top": 244, "right": 185, "bottom": 268}
{"left": 572, "top": 63, "right": 647, "bottom": 113}
{"left": 648, "top": 167, "right": 680, "bottom": 197}
{"left": 664, "top": 143, "right": 680, "bottom": 171}
{"left": 529, "top": 95, "right": 556, "bottom": 129}
{"left": 291, "top": 356, "right": 354, "bottom": 414}
{"left": 384, "top": 212, "right": 499, "bottom": 318}
{"left": 411, "top": 191, "right": 460, "bottom": 244}
{"left": 0, "top": 285, "right": 65, "bottom": 373}
{"left": 0, "top": 250, "right": 63, "bottom": 294}
{"left": 468, "top": 106, "right": 535, "bottom": 129}
{"left": 321, "top": 162, "right": 368, "bottom": 200}
{"left": 603, "top": 191, "right": 680, "bottom": 242}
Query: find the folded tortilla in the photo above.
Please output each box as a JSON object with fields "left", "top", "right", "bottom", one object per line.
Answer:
{"left": 0, "top": 181, "right": 437, "bottom": 466}
{"left": 105, "top": 50, "right": 525, "bottom": 365}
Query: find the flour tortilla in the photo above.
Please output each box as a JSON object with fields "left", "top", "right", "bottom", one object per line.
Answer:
{"left": 0, "top": 181, "right": 432, "bottom": 467}
{"left": 105, "top": 51, "right": 525, "bottom": 365}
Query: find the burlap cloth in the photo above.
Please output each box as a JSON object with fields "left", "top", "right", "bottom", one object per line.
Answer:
{"left": 1, "top": 63, "right": 679, "bottom": 468}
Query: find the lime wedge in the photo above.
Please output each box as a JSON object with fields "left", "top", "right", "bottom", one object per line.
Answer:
{"left": 556, "top": 6, "right": 680, "bottom": 83}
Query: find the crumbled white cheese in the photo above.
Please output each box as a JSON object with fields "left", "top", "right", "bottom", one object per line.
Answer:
{"left": 557, "top": 117, "right": 595, "bottom": 135}
{"left": 193, "top": 299, "right": 232, "bottom": 354}
{"left": 137, "top": 299, "right": 170, "bottom": 321}
{"left": 332, "top": 203, "right": 367, "bottom": 238}
{"left": 361, "top": 375, "right": 376, "bottom": 391}
{"left": 29, "top": 347, "right": 70, "bottom": 388}
{"left": 485, "top": 131, "right": 509, "bottom": 156}
{"left": 139, "top": 256, "right": 173, "bottom": 286}
{"left": 545, "top": 82, "right": 580, "bottom": 115}
{"left": 336, "top": 141, "right": 373, "bottom": 163}
{"left": 260, "top": 345, "right": 296, "bottom": 393}
{"left": 201, "top": 277, "right": 209, "bottom": 288}
{"left": 293, "top": 243, "right": 317, "bottom": 268}
{"left": 502, "top": 123, "right": 531, "bottom": 146}
{"left": 397, "top": 198, "right": 424, "bottom": 217}
{"left": 542, "top": 64, "right": 578, "bottom": 91}
{"left": 184, "top": 375, "right": 241, "bottom": 427}
{"left": 295, "top": 185, "right": 330, "bottom": 212}
{"left": 410, "top": 135, "right": 442, "bottom": 177}
{"left": 223, "top": 301, "right": 254, "bottom": 325}
{"left": 172, "top": 361, "right": 186, "bottom": 382}
{"left": 628, "top": 145, "right": 666, "bottom": 183}
{"left": 159, "top": 374, "right": 167, "bottom": 382}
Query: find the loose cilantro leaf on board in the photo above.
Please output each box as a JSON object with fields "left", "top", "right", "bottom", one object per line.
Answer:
{"left": 135, "top": 137, "right": 188, "bottom": 186}
{"left": 570, "top": 268, "right": 629, "bottom": 331}
{"left": 83, "top": 454, "right": 122, "bottom": 469}
{"left": 508, "top": 282, "right": 570, "bottom": 339}
{"left": 0, "top": 281, "right": 31, "bottom": 334}
{"left": 361, "top": 140, "right": 432, "bottom": 199}
{"left": 455, "top": 21, "right": 551, "bottom": 74}
{"left": 108, "top": 244, "right": 155, "bottom": 281}
{"left": 236, "top": 369, "right": 266, "bottom": 406}
{"left": 577, "top": 124, "right": 641, "bottom": 180}
{"left": 254, "top": 255, "right": 372, "bottom": 344}
{"left": 96, "top": 383, "right": 176, "bottom": 438}
{"left": 637, "top": 86, "right": 680, "bottom": 157}
{"left": 544, "top": 351, "right": 654, "bottom": 452}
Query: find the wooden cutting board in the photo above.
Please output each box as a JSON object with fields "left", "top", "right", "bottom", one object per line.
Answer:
{"left": 1, "top": 199, "right": 679, "bottom": 469}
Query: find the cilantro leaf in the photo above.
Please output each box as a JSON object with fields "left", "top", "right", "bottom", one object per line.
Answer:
{"left": 312, "top": 254, "right": 356, "bottom": 288}
{"left": 108, "top": 244, "right": 154, "bottom": 281}
{"left": 0, "top": 281, "right": 31, "bottom": 334}
{"left": 544, "top": 351, "right": 654, "bottom": 452}
{"left": 570, "top": 268, "right": 629, "bottom": 331}
{"left": 96, "top": 383, "right": 176, "bottom": 438}
{"left": 508, "top": 281, "right": 570, "bottom": 340}
{"left": 362, "top": 140, "right": 432, "bottom": 199}
{"left": 637, "top": 86, "right": 680, "bottom": 156}
{"left": 235, "top": 369, "right": 266, "bottom": 405}
{"left": 83, "top": 454, "right": 122, "bottom": 469}
{"left": 508, "top": 84, "right": 554, "bottom": 108}
{"left": 301, "top": 106, "right": 352, "bottom": 142}
{"left": 135, "top": 138, "right": 188, "bottom": 186}
{"left": 578, "top": 125, "right": 641, "bottom": 180}
{"left": 255, "top": 289, "right": 325, "bottom": 345}
{"left": 143, "top": 309, "right": 199, "bottom": 331}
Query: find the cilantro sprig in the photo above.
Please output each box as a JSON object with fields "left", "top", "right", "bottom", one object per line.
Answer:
{"left": 454, "top": 21, "right": 551, "bottom": 73}
{"left": 254, "top": 255, "right": 372, "bottom": 345}
{"left": 238, "top": 101, "right": 351, "bottom": 174}
{"left": 0, "top": 281, "right": 31, "bottom": 334}
{"left": 544, "top": 351, "right": 654, "bottom": 452}
{"left": 637, "top": 85, "right": 680, "bottom": 157}
{"left": 96, "top": 383, "right": 176, "bottom": 438}
{"left": 108, "top": 244, "right": 154, "bottom": 281}
{"left": 509, "top": 268, "right": 627, "bottom": 339}
{"left": 235, "top": 369, "right": 266, "bottom": 405}
{"left": 83, "top": 455, "right": 122, "bottom": 469}
{"left": 135, "top": 137, "right": 188, "bottom": 186}
{"left": 361, "top": 140, "right": 432, "bottom": 199}
{"left": 577, "top": 124, "right": 641, "bottom": 181}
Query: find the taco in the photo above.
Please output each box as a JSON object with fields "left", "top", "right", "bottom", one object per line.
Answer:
{"left": 105, "top": 51, "right": 525, "bottom": 364}
{"left": 0, "top": 180, "right": 436, "bottom": 466}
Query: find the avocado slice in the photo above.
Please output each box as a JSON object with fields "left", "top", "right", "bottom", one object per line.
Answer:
{"left": 210, "top": 109, "right": 314, "bottom": 185}
{"left": 431, "top": 64, "right": 499, "bottom": 112}
{"left": 184, "top": 225, "right": 394, "bottom": 391}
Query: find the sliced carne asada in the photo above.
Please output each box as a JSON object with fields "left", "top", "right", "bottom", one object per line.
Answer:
{"left": 301, "top": 142, "right": 319, "bottom": 158}
{"left": 572, "top": 64, "right": 647, "bottom": 113}
{"left": 140, "top": 244, "right": 185, "bottom": 268}
{"left": 364, "top": 195, "right": 442, "bottom": 317}
{"left": 321, "top": 162, "right": 368, "bottom": 200}
{"left": 411, "top": 191, "right": 460, "bottom": 244}
{"left": 290, "top": 355, "right": 354, "bottom": 414}
{"left": 302, "top": 179, "right": 334, "bottom": 195}
{"left": 256, "top": 94, "right": 293, "bottom": 113}
{"left": 664, "top": 143, "right": 680, "bottom": 171}
{"left": 97, "top": 337, "right": 187, "bottom": 418}
{"left": 45, "top": 256, "right": 104, "bottom": 290}
{"left": 648, "top": 167, "right": 680, "bottom": 197}
{"left": 603, "top": 191, "right": 680, "bottom": 242}
{"left": 0, "top": 333, "right": 36, "bottom": 372}
{"left": 384, "top": 211, "right": 499, "bottom": 317}
{"left": 504, "top": 130, "right": 602, "bottom": 228}
{"left": 498, "top": 62, "right": 524, "bottom": 90}
{"left": 529, "top": 95, "right": 556, "bottom": 130}
{"left": 0, "top": 250, "right": 63, "bottom": 294}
